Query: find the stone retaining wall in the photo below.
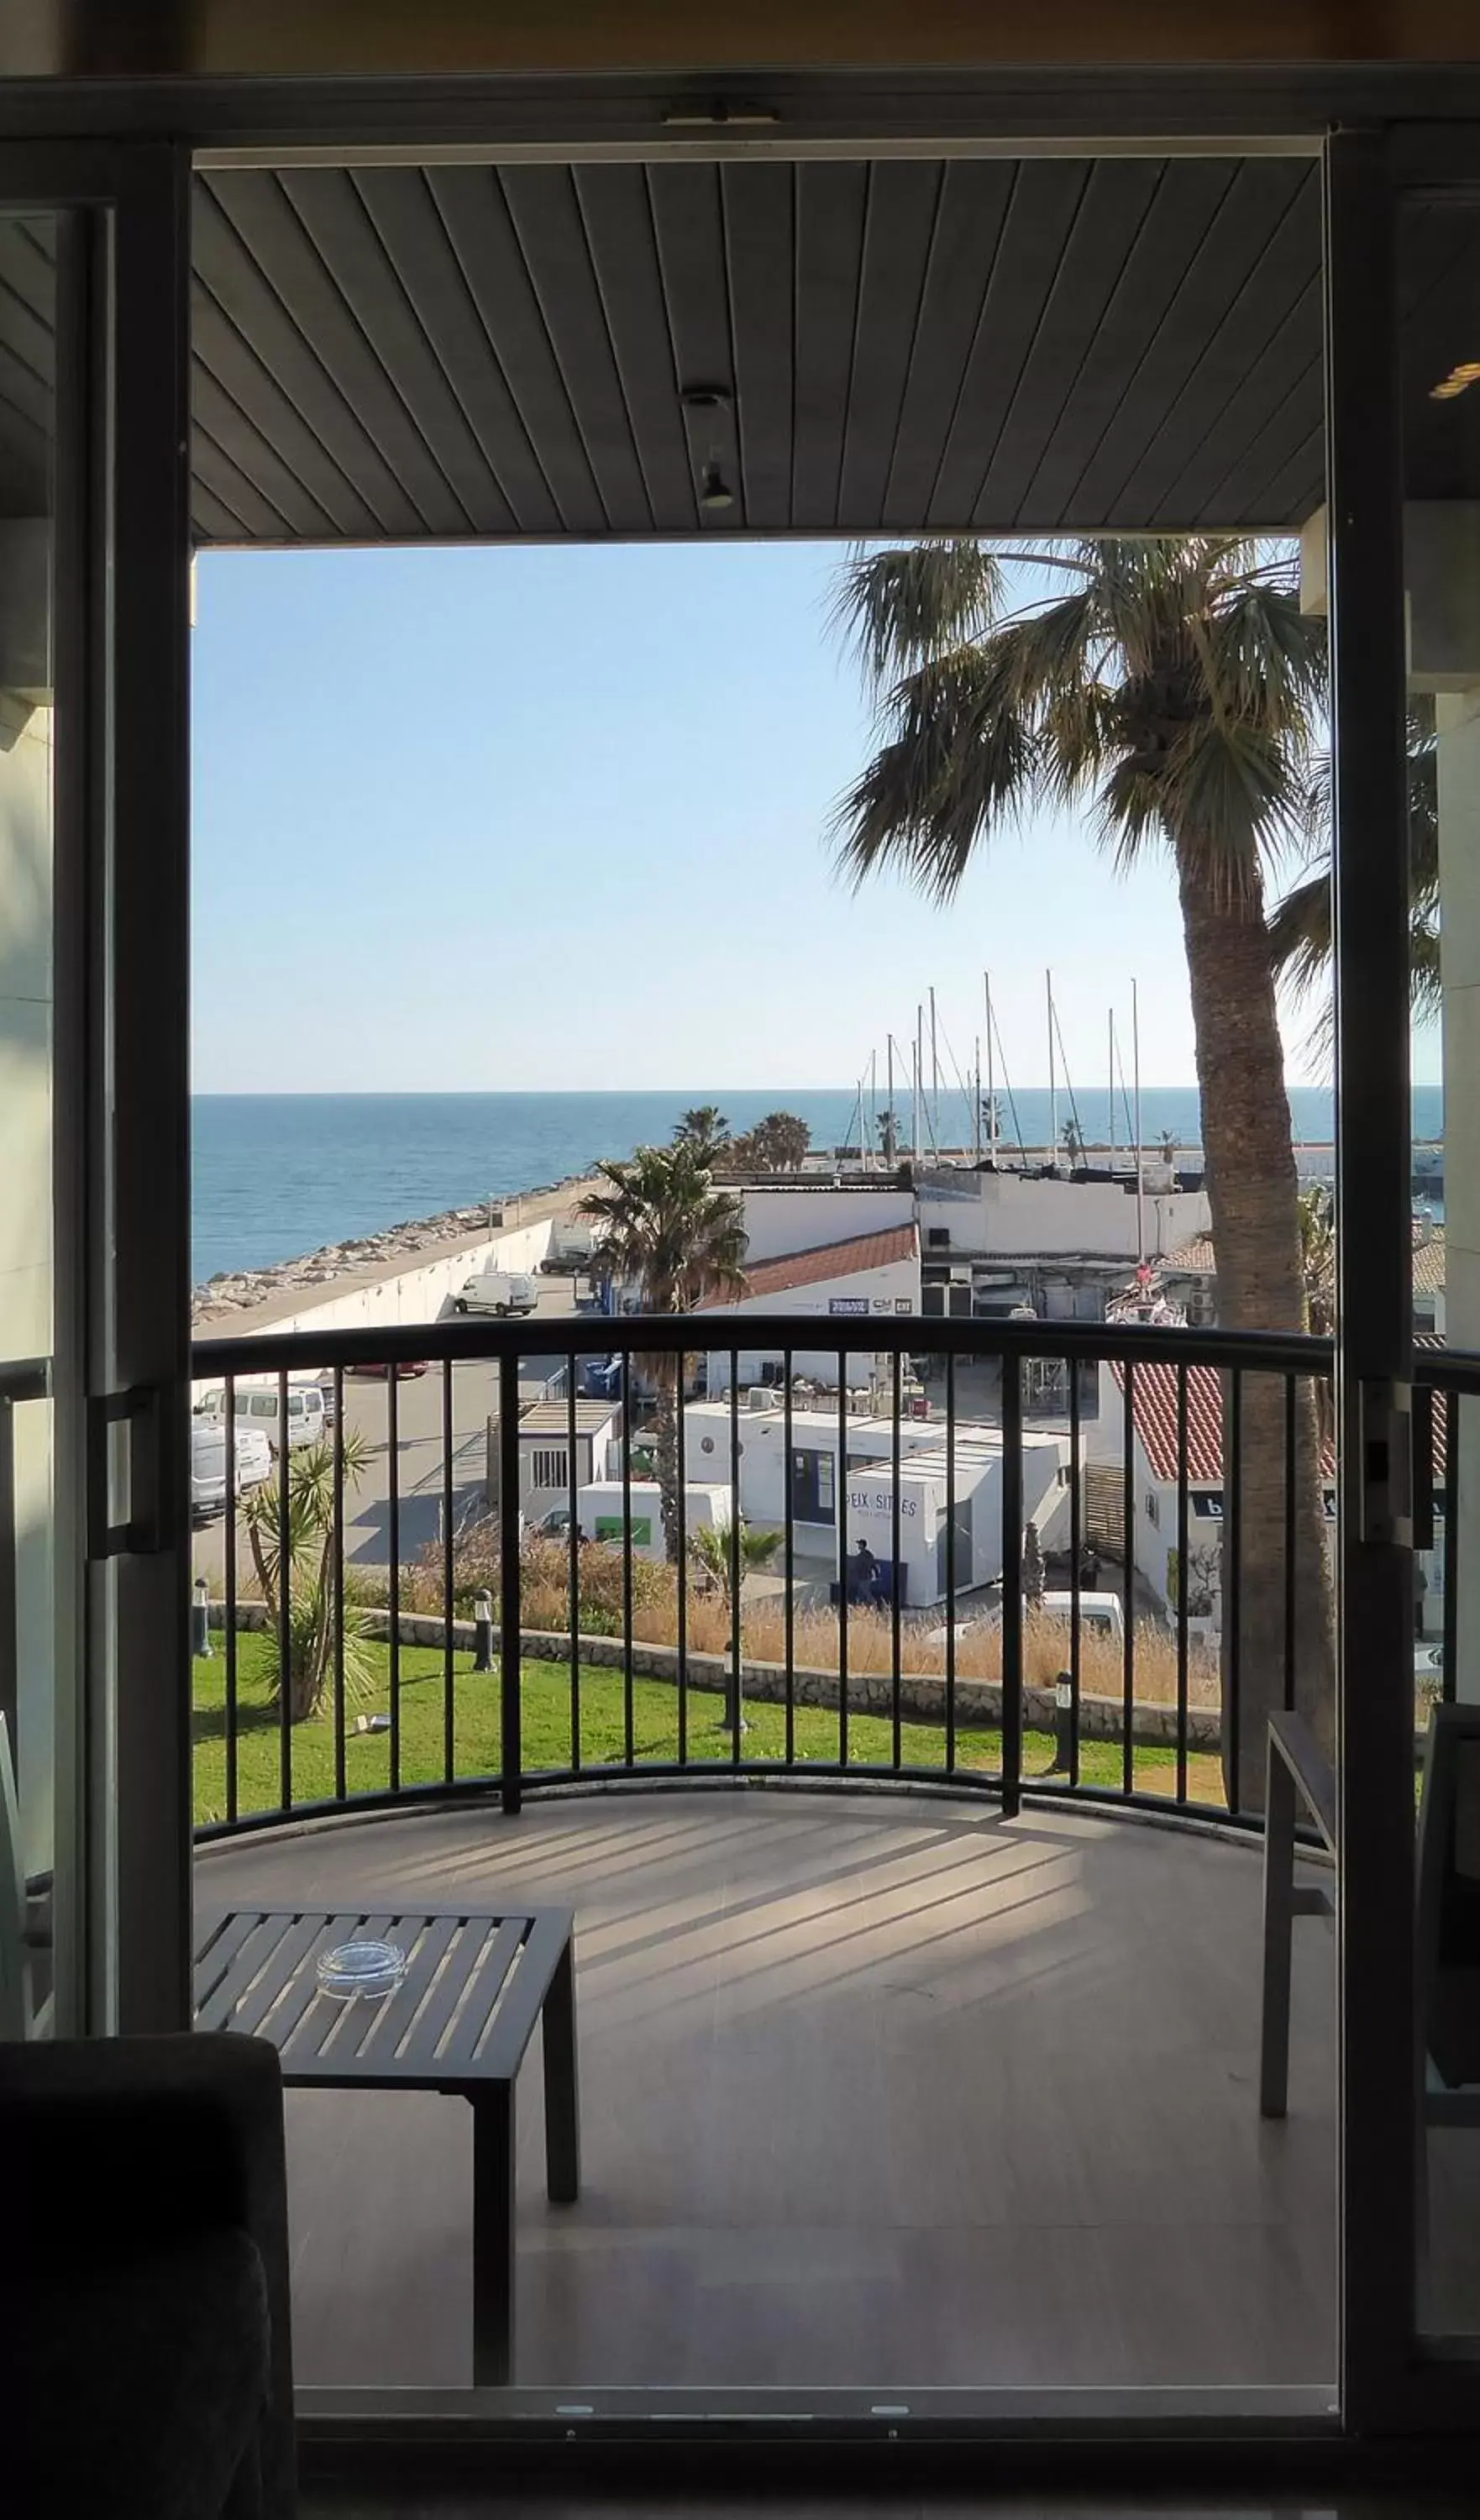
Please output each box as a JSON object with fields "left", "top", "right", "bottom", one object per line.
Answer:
{"left": 207, "top": 1600, "right": 1221, "bottom": 1753}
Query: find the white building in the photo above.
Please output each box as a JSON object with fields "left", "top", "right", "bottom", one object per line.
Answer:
{"left": 681, "top": 1396, "right": 1068, "bottom": 1607}
{"left": 917, "top": 1167, "right": 1212, "bottom": 1267}
{"left": 736, "top": 1184, "right": 916, "bottom": 1263}
{"left": 512, "top": 1399, "right": 622, "bottom": 1525}
{"left": 697, "top": 1224, "right": 921, "bottom": 1393}
{"left": 576, "top": 1478, "right": 732, "bottom": 1565}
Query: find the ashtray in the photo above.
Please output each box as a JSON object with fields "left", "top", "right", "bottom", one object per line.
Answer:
{"left": 316, "top": 1939, "right": 408, "bottom": 2002}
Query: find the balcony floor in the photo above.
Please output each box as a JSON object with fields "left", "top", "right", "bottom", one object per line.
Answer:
{"left": 196, "top": 1788, "right": 1337, "bottom": 2392}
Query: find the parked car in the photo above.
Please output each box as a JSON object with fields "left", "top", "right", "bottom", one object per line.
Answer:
{"left": 191, "top": 1417, "right": 272, "bottom": 1521}
{"left": 195, "top": 1378, "right": 327, "bottom": 1454}
{"left": 346, "top": 1358, "right": 429, "bottom": 1378}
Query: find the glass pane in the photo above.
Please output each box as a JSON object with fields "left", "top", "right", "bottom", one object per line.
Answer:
{"left": 1401, "top": 185, "right": 1480, "bottom": 2346}
{"left": 0, "top": 211, "right": 57, "bottom": 2030}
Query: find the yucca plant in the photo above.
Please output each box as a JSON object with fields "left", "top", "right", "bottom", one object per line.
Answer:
{"left": 241, "top": 1431, "right": 375, "bottom": 1722}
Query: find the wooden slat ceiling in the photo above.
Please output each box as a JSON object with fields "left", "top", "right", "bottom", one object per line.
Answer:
{"left": 189, "top": 156, "right": 1329, "bottom": 544}
{"left": 0, "top": 160, "right": 1467, "bottom": 543}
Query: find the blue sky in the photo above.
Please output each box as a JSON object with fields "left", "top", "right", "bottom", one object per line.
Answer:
{"left": 192, "top": 541, "right": 1383, "bottom": 1095}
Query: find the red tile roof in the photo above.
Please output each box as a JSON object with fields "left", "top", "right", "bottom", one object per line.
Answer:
{"left": 699, "top": 1223, "right": 918, "bottom": 1306}
{"left": 1110, "top": 1358, "right": 1337, "bottom": 1486}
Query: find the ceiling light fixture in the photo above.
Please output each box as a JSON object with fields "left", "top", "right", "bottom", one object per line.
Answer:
{"left": 700, "top": 463, "right": 735, "bottom": 512}
{"left": 1431, "top": 360, "right": 1480, "bottom": 401}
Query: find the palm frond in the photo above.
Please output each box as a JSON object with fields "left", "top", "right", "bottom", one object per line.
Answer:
{"left": 828, "top": 539, "right": 1004, "bottom": 687}
{"left": 831, "top": 640, "right": 1042, "bottom": 904}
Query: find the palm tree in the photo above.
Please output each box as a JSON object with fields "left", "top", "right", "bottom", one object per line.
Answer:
{"left": 877, "top": 1105, "right": 901, "bottom": 1163}
{"left": 690, "top": 1518, "right": 785, "bottom": 1732}
{"left": 674, "top": 1105, "right": 731, "bottom": 1158}
{"left": 1269, "top": 701, "right": 1441, "bottom": 1031}
{"left": 830, "top": 534, "right": 1332, "bottom": 1809}
{"left": 1061, "top": 1117, "right": 1085, "bottom": 1170}
{"left": 578, "top": 1144, "right": 748, "bottom": 1562}
{"left": 731, "top": 1111, "right": 812, "bottom": 1174}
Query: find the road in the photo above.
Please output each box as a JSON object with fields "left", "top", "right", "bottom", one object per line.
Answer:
{"left": 191, "top": 1279, "right": 595, "bottom": 1588}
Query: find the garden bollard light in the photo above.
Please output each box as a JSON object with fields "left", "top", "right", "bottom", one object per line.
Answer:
{"left": 192, "top": 1574, "right": 212, "bottom": 1659}
{"left": 473, "top": 1588, "right": 496, "bottom": 1673}
{"left": 1054, "top": 1670, "right": 1073, "bottom": 1773}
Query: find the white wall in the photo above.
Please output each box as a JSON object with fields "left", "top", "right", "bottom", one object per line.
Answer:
{"left": 202, "top": 1214, "right": 558, "bottom": 1355}
{"left": 0, "top": 698, "right": 55, "bottom": 1875}
{"left": 919, "top": 1173, "right": 1210, "bottom": 1262}
{"left": 738, "top": 1185, "right": 914, "bottom": 1263}
{"left": 700, "top": 1248, "right": 921, "bottom": 1390}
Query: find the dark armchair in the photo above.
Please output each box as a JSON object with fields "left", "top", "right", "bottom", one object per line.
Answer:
{"left": 2, "top": 2030, "right": 296, "bottom": 2519}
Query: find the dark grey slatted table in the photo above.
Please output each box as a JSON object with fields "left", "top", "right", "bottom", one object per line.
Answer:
{"left": 194, "top": 1903, "right": 579, "bottom": 2385}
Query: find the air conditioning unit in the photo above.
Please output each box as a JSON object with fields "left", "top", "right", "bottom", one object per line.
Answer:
{"left": 747, "top": 1384, "right": 779, "bottom": 1411}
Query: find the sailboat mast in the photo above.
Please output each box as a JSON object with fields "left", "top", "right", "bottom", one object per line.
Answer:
{"left": 886, "top": 1034, "right": 895, "bottom": 1166}
{"left": 1108, "top": 1010, "right": 1117, "bottom": 1173}
{"left": 984, "top": 972, "right": 997, "bottom": 1163}
{"left": 929, "top": 986, "right": 939, "bottom": 1148}
{"left": 1047, "top": 969, "right": 1058, "bottom": 1166}
{"left": 973, "top": 1037, "right": 982, "bottom": 1166}
{"left": 869, "top": 1047, "right": 878, "bottom": 1170}
{"left": 1132, "top": 976, "right": 1146, "bottom": 1265}
{"left": 913, "top": 1011, "right": 923, "bottom": 1163}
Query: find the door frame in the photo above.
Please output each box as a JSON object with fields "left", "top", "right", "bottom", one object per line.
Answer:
{"left": 1327, "top": 120, "right": 1480, "bottom": 2437}
{"left": 0, "top": 140, "right": 192, "bottom": 2036}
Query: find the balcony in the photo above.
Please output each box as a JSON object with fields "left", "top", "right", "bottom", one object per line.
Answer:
{"left": 197, "top": 1788, "right": 1337, "bottom": 2395}
{"left": 179, "top": 1312, "right": 1468, "bottom": 2401}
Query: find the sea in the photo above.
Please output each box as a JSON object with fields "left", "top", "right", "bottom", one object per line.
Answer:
{"left": 192, "top": 1085, "right": 1446, "bottom": 1286}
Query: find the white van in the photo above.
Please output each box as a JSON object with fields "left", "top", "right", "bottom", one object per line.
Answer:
{"left": 196, "top": 1378, "right": 327, "bottom": 1455}
{"left": 453, "top": 1268, "right": 538, "bottom": 1318}
{"left": 191, "top": 1417, "right": 272, "bottom": 1520}
{"left": 1040, "top": 1589, "right": 1126, "bottom": 1643}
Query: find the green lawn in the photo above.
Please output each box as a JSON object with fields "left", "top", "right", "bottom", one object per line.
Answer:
{"left": 192, "top": 1632, "right": 1223, "bottom": 1826}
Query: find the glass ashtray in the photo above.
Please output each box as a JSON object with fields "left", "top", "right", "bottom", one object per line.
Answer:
{"left": 316, "top": 1939, "right": 408, "bottom": 2002}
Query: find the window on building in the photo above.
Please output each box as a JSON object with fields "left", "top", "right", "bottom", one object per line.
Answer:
{"left": 531, "top": 1447, "right": 569, "bottom": 1491}
{"left": 1145, "top": 1488, "right": 1160, "bottom": 1528}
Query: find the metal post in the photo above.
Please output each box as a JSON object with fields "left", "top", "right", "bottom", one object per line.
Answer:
{"left": 1325, "top": 125, "right": 1419, "bottom": 2428}
{"left": 473, "top": 1588, "right": 495, "bottom": 1673}
{"left": 497, "top": 1352, "right": 522, "bottom": 1814}
{"left": 191, "top": 1574, "right": 210, "bottom": 1660}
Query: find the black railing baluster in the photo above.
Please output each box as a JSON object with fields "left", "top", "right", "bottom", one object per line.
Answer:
{"left": 1225, "top": 1369, "right": 1243, "bottom": 1814}
{"left": 333, "top": 1367, "right": 347, "bottom": 1803}
{"left": 1443, "top": 1389, "right": 1459, "bottom": 1708}
{"left": 1120, "top": 1357, "right": 1135, "bottom": 1798}
{"left": 837, "top": 1349, "right": 848, "bottom": 1770}
{"left": 783, "top": 1348, "right": 795, "bottom": 1768}
{"left": 675, "top": 1361, "right": 688, "bottom": 1767}
{"left": 441, "top": 1358, "right": 454, "bottom": 1787}
{"left": 1176, "top": 1362, "right": 1189, "bottom": 1806}
{"left": 729, "top": 1350, "right": 743, "bottom": 1761}
{"left": 1067, "top": 1356, "right": 1081, "bottom": 1789}
{"left": 387, "top": 1365, "right": 401, "bottom": 1795}
{"left": 498, "top": 1348, "right": 522, "bottom": 1815}
{"left": 945, "top": 1346, "right": 958, "bottom": 1775}
{"left": 622, "top": 1349, "right": 634, "bottom": 1768}
{"left": 1001, "top": 1352, "right": 1023, "bottom": 1819}
{"left": 223, "top": 1373, "right": 238, "bottom": 1824}
{"left": 567, "top": 1352, "right": 580, "bottom": 1774}
{"left": 890, "top": 1347, "right": 902, "bottom": 1775}
{"left": 276, "top": 1370, "right": 291, "bottom": 1815}
{"left": 731, "top": 1351, "right": 746, "bottom": 1764}
{"left": 1283, "top": 1373, "right": 1297, "bottom": 1717}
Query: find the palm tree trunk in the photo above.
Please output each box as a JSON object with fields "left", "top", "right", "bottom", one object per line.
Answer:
{"left": 653, "top": 1371, "right": 682, "bottom": 1566}
{"left": 1176, "top": 853, "right": 1335, "bottom": 1813}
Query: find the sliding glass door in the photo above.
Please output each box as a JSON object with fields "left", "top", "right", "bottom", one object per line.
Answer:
{"left": 0, "top": 144, "right": 192, "bottom": 2036}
